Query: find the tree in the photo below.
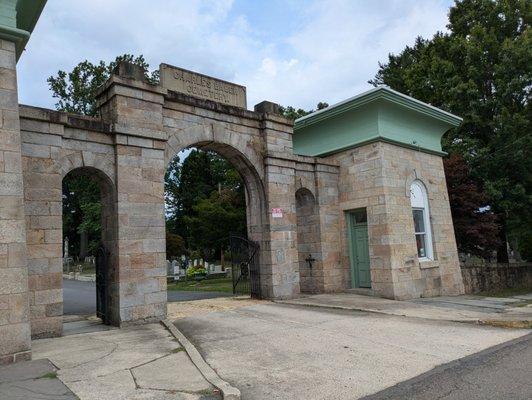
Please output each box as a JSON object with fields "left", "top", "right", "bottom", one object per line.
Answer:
{"left": 183, "top": 189, "right": 247, "bottom": 259}
{"left": 50, "top": 55, "right": 159, "bottom": 259}
{"left": 279, "top": 102, "right": 329, "bottom": 120}
{"left": 62, "top": 174, "right": 101, "bottom": 259}
{"left": 166, "top": 233, "right": 186, "bottom": 260}
{"left": 164, "top": 148, "right": 247, "bottom": 259}
{"left": 48, "top": 54, "right": 158, "bottom": 116}
{"left": 370, "top": 0, "right": 531, "bottom": 261}
{"left": 444, "top": 154, "right": 500, "bottom": 257}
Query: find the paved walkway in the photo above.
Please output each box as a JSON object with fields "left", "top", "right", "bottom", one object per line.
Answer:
{"left": 32, "top": 323, "right": 221, "bottom": 400}
{"left": 0, "top": 358, "right": 76, "bottom": 400}
{"left": 174, "top": 302, "right": 530, "bottom": 400}
{"left": 278, "top": 292, "right": 532, "bottom": 327}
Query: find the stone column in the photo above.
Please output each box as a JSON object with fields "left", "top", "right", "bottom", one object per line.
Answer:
{"left": 255, "top": 103, "right": 300, "bottom": 299}
{"left": 97, "top": 63, "right": 167, "bottom": 324}
{"left": 0, "top": 39, "right": 31, "bottom": 364}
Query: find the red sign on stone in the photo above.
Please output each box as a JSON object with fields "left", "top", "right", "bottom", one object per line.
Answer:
{"left": 271, "top": 208, "right": 283, "bottom": 218}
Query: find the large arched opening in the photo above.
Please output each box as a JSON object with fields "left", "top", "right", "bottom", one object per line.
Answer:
{"left": 164, "top": 139, "right": 268, "bottom": 299}
{"left": 61, "top": 166, "right": 119, "bottom": 328}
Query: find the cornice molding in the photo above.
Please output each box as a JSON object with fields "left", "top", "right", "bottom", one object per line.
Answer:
{"left": 294, "top": 86, "right": 462, "bottom": 130}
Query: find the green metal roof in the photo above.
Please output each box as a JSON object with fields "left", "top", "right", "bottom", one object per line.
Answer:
{"left": 293, "top": 86, "right": 462, "bottom": 157}
{"left": 0, "top": 0, "right": 47, "bottom": 60}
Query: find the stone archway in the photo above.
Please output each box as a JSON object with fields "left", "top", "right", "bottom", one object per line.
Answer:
{"left": 164, "top": 138, "right": 268, "bottom": 296}
{"left": 62, "top": 166, "right": 119, "bottom": 326}
{"left": 295, "top": 188, "right": 322, "bottom": 293}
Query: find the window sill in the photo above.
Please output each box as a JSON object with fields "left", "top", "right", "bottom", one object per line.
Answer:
{"left": 419, "top": 259, "right": 439, "bottom": 269}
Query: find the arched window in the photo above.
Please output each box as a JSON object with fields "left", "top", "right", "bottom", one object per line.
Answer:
{"left": 410, "top": 180, "right": 433, "bottom": 260}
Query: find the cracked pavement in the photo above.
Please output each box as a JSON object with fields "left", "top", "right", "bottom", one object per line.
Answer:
{"left": 32, "top": 323, "right": 221, "bottom": 400}
{"left": 0, "top": 358, "right": 76, "bottom": 400}
{"left": 175, "top": 302, "right": 530, "bottom": 400}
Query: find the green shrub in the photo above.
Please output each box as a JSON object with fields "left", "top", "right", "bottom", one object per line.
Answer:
{"left": 186, "top": 265, "right": 207, "bottom": 280}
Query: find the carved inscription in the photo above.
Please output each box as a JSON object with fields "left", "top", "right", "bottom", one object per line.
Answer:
{"left": 160, "top": 64, "right": 247, "bottom": 108}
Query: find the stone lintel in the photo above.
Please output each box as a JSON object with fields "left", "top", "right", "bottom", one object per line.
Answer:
{"left": 164, "top": 90, "right": 259, "bottom": 120}
{"left": 264, "top": 152, "right": 340, "bottom": 171}
{"left": 264, "top": 155, "right": 296, "bottom": 168}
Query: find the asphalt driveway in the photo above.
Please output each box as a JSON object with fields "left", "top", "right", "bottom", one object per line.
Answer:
{"left": 63, "top": 279, "right": 231, "bottom": 315}
{"left": 174, "top": 302, "right": 530, "bottom": 400}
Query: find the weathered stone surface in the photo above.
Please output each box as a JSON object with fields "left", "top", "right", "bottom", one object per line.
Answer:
{"left": 160, "top": 63, "right": 247, "bottom": 108}
{"left": 0, "top": 39, "right": 31, "bottom": 364}
{"left": 4, "top": 59, "right": 464, "bottom": 361}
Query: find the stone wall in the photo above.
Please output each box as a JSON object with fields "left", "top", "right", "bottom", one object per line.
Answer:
{"left": 461, "top": 262, "right": 532, "bottom": 294}
{"left": 19, "top": 105, "right": 117, "bottom": 337}
{"left": 328, "top": 141, "right": 464, "bottom": 300}
{"left": 13, "top": 64, "right": 321, "bottom": 342}
{"left": 294, "top": 156, "right": 341, "bottom": 293}
{"left": 0, "top": 39, "right": 32, "bottom": 364}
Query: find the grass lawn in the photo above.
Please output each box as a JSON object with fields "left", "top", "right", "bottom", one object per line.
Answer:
{"left": 167, "top": 277, "right": 234, "bottom": 293}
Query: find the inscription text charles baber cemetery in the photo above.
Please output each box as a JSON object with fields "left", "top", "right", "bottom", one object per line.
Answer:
{"left": 160, "top": 63, "right": 247, "bottom": 108}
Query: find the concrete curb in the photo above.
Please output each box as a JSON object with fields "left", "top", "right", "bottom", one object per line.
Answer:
{"left": 274, "top": 300, "right": 532, "bottom": 329}
{"left": 62, "top": 273, "right": 96, "bottom": 282}
{"left": 161, "top": 319, "right": 241, "bottom": 400}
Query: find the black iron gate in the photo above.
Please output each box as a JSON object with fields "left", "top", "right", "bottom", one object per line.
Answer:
{"left": 95, "top": 245, "right": 109, "bottom": 324}
{"left": 230, "top": 234, "right": 261, "bottom": 298}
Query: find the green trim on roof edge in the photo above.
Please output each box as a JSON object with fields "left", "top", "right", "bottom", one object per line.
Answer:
{"left": 315, "top": 136, "right": 448, "bottom": 158}
{"left": 0, "top": 0, "right": 47, "bottom": 60}
{"left": 293, "top": 86, "right": 461, "bottom": 157}
{"left": 295, "top": 86, "right": 462, "bottom": 130}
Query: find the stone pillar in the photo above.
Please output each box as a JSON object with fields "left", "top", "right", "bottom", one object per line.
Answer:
{"left": 257, "top": 106, "right": 300, "bottom": 299}
{"left": 0, "top": 39, "right": 31, "bottom": 364}
{"left": 97, "top": 63, "right": 167, "bottom": 324}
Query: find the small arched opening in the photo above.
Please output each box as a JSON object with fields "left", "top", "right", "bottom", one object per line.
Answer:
{"left": 295, "top": 188, "right": 322, "bottom": 293}
{"left": 62, "top": 166, "right": 118, "bottom": 327}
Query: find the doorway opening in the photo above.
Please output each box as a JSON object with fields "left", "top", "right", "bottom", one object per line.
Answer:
{"left": 347, "top": 208, "right": 371, "bottom": 289}
{"left": 164, "top": 145, "right": 262, "bottom": 303}
{"left": 62, "top": 167, "right": 117, "bottom": 333}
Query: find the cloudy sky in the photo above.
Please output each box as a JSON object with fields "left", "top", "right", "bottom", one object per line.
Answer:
{"left": 18, "top": 0, "right": 453, "bottom": 111}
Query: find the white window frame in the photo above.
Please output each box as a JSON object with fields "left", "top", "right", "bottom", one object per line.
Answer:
{"left": 410, "top": 180, "right": 433, "bottom": 261}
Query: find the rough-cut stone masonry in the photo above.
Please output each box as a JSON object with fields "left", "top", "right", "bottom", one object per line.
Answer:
{"left": 328, "top": 141, "right": 464, "bottom": 299}
{"left": 0, "top": 39, "right": 32, "bottom": 365}
{"left": 1, "top": 60, "right": 466, "bottom": 363}
{"left": 13, "top": 63, "right": 342, "bottom": 346}
{"left": 461, "top": 262, "right": 532, "bottom": 294}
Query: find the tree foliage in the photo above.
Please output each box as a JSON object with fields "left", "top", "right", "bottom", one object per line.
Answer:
{"left": 279, "top": 101, "right": 329, "bottom": 120}
{"left": 444, "top": 154, "right": 500, "bottom": 256}
{"left": 166, "top": 233, "right": 185, "bottom": 260}
{"left": 370, "top": 0, "right": 531, "bottom": 260}
{"left": 165, "top": 149, "right": 246, "bottom": 259}
{"left": 62, "top": 174, "right": 101, "bottom": 258}
{"left": 48, "top": 54, "right": 158, "bottom": 116}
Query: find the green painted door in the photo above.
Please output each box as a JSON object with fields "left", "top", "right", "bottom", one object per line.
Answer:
{"left": 347, "top": 209, "right": 371, "bottom": 288}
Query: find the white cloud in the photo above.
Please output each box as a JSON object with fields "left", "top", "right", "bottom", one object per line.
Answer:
{"left": 17, "top": 0, "right": 452, "bottom": 111}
